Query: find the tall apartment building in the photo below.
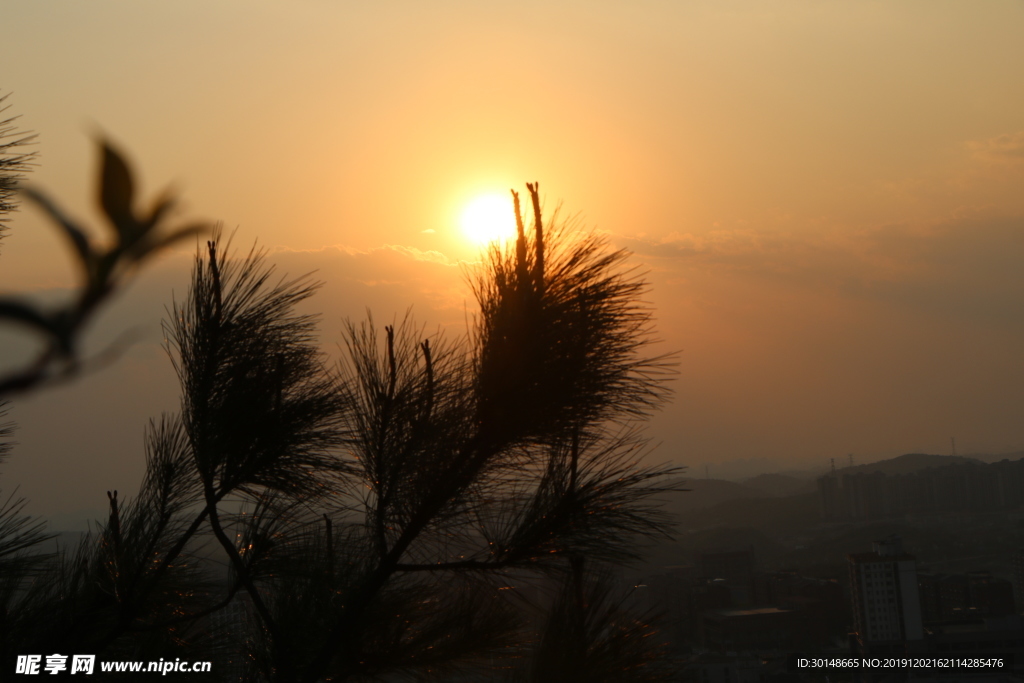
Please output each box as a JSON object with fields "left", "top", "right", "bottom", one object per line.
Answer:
{"left": 848, "top": 536, "right": 924, "bottom": 653}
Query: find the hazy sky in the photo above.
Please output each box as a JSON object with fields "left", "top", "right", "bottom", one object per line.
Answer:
{"left": 3, "top": 1, "right": 1024, "bottom": 523}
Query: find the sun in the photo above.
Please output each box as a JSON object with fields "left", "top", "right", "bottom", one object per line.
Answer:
{"left": 460, "top": 194, "right": 517, "bottom": 246}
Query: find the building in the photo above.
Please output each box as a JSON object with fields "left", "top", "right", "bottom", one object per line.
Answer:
{"left": 918, "top": 571, "right": 1016, "bottom": 622}
{"left": 927, "top": 614, "right": 1024, "bottom": 653}
{"left": 818, "top": 457, "right": 1024, "bottom": 521}
{"left": 848, "top": 536, "right": 924, "bottom": 652}
{"left": 757, "top": 570, "right": 849, "bottom": 647}
{"left": 701, "top": 607, "right": 797, "bottom": 652}
{"left": 643, "top": 568, "right": 733, "bottom": 651}
{"left": 696, "top": 549, "right": 756, "bottom": 607}
{"left": 1013, "top": 552, "right": 1024, "bottom": 615}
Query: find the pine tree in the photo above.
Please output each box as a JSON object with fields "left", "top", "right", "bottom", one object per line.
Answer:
{"left": 0, "top": 92, "right": 35, "bottom": 247}
{"left": 1, "top": 141, "right": 681, "bottom": 680}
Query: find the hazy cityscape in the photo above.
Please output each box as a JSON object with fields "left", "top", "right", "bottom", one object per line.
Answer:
{"left": 35, "top": 448, "right": 1024, "bottom": 680}
{"left": 628, "top": 450, "right": 1024, "bottom": 676}
{"left": 424, "top": 452, "right": 995, "bottom": 682}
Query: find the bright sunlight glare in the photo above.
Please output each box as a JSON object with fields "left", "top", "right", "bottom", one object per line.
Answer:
{"left": 460, "top": 194, "right": 517, "bottom": 245}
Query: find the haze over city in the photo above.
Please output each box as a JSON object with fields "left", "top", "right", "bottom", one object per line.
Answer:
{"left": 3, "top": 0, "right": 1024, "bottom": 525}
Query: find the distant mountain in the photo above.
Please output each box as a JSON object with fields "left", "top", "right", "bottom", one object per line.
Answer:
{"left": 772, "top": 468, "right": 829, "bottom": 480}
{"left": 741, "top": 473, "right": 817, "bottom": 497}
{"left": 836, "top": 453, "right": 983, "bottom": 477}
{"left": 657, "top": 452, "right": 1022, "bottom": 518}
{"left": 676, "top": 492, "right": 819, "bottom": 534}
{"left": 658, "top": 478, "right": 767, "bottom": 516}
{"left": 964, "top": 450, "right": 1024, "bottom": 464}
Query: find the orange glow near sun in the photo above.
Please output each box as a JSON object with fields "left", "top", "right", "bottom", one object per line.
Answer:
{"left": 460, "top": 194, "right": 517, "bottom": 245}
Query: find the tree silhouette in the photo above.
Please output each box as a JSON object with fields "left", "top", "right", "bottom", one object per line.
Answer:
{"left": 0, "top": 137, "right": 681, "bottom": 681}
{"left": 0, "top": 132, "right": 207, "bottom": 396}
{"left": 0, "top": 93, "right": 35, "bottom": 248}
{"left": 508, "top": 566, "right": 672, "bottom": 683}
{"left": 0, "top": 96, "right": 54, "bottom": 653}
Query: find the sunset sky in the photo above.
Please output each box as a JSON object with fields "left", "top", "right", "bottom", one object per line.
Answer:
{"left": 3, "top": 1, "right": 1024, "bottom": 525}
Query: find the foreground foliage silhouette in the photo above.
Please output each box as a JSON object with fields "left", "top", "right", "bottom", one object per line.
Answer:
{"left": 0, "top": 93, "right": 35, "bottom": 246}
{"left": 0, "top": 123, "right": 207, "bottom": 396}
{"left": 1, "top": 141, "right": 681, "bottom": 681}
{"left": 0, "top": 94, "right": 48, "bottom": 586}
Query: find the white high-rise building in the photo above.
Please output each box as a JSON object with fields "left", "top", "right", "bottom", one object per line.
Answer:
{"left": 848, "top": 536, "right": 924, "bottom": 651}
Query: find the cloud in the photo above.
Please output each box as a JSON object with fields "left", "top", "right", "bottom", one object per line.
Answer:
{"left": 616, "top": 213, "right": 1024, "bottom": 331}
{"left": 609, "top": 216, "right": 1024, "bottom": 471}
{"left": 969, "top": 131, "right": 1024, "bottom": 163}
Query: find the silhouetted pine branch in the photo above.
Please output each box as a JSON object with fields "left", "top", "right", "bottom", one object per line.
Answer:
{"left": 472, "top": 197, "right": 672, "bottom": 445}
{"left": 0, "top": 92, "right": 35, "bottom": 247}
{"left": 0, "top": 163, "right": 682, "bottom": 682}
{"left": 167, "top": 236, "right": 349, "bottom": 500}
{"left": 507, "top": 567, "right": 673, "bottom": 683}
{"left": 284, "top": 185, "right": 681, "bottom": 683}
